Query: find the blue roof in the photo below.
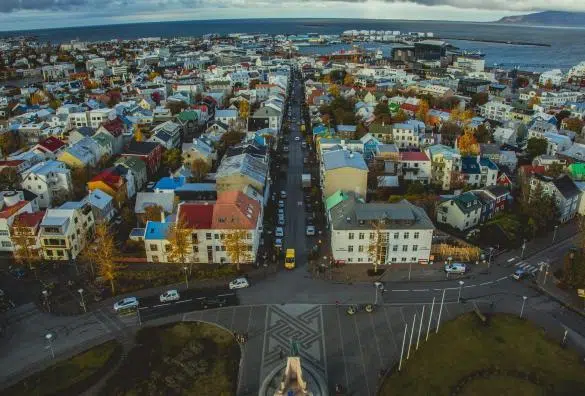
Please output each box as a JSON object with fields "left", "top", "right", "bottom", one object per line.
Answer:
{"left": 130, "top": 228, "right": 145, "bottom": 237}
{"left": 144, "top": 221, "right": 171, "bottom": 240}
{"left": 154, "top": 176, "right": 186, "bottom": 191}
{"left": 479, "top": 158, "right": 498, "bottom": 170}
{"left": 461, "top": 157, "right": 480, "bottom": 174}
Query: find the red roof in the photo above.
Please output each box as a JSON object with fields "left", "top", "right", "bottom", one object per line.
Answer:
{"left": 400, "top": 152, "right": 430, "bottom": 162}
{"left": 520, "top": 165, "right": 546, "bottom": 176}
{"left": 212, "top": 191, "right": 260, "bottom": 230}
{"left": 177, "top": 202, "right": 214, "bottom": 229}
{"left": 192, "top": 104, "right": 208, "bottom": 113}
{"left": 0, "top": 201, "right": 28, "bottom": 219}
{"left": 14, "top": 211, "right": 45, "bottom": 228}
{"left": 0, "top": 160, "right": 25, "bottom": 167}
{"left": 90, "top": 168, "right": 123, "bottom": 188}
{"left": 100, "top": 117, "right": 124, "bottom": 137}
{"left": 401, "top": 103, "right": 419, "bottom": 112}
{"left": 38, "top": 137, "right": 66, "bottom": 153}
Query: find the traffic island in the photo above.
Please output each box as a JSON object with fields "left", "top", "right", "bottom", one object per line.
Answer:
{"left": 99, "top": 322, "right": 240, "bottom": 395}
{"left": 378, "top": 313, "right": 585, "bottom": 396}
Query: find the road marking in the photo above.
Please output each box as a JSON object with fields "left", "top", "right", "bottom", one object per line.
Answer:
{"left": 507, "top": 257, "right": 516, "bottom": 263}
{"left": 138, "top": 306, "right": 149, "bottom": 310}
{"left": 496, "top": 276, "right": 508, "bottom": 282}
{"left": 463, "top": 285, "right": 476, "bottom": 288}
{"left": 353, "top": 315, "right": 371, "bottom": 396}
{"left": 369, "top": 312, "right": 384, "bottom": 366}
{"left": 175, "top": 299, "right": 191, "bottom": 304}
{"left": 392, "top": 289, "right": 409, "bottom": 292}
{"left": 382, "top": 306, "right": 399, "bottom": 352}
{"left": 336, "top": 307, "right": 350, "bottom": 391}
{"left": 479, "top": 281, "right": 493, "bottom": 286}
{"left": 217, "top": 293, "right": 235, "bottom": 297}
{"left": 412, "top": 289, "right": 429, "bottom": 292}
{"left": 153, "top": 303, "right": 170, "bottom": 308}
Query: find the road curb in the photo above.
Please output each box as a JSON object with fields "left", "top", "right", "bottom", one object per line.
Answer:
{"left": 531, "top": 283, "right": 585, "bottom": 319}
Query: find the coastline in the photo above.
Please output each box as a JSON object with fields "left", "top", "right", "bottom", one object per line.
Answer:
{"left": 439, "top": 37, "right": 551, "bottom": 47}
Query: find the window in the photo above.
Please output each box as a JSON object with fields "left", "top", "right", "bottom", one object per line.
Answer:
{"left": 412, "top": 245, "right": 418, "bottom": 252}
{"left": 401, "top": 257, "right": 407, "bottom": 262}
{"left": 369, "top": 232, "right": 375, "bottom": 240}
{"left": 404, "top": 232, "right": 409, "bottom": 239}
{"left": 414, "top": 232, "right": 420, "bottom": 239}
{"left": 347, "top": 258, "right": 353, "bottom": 262}
{"left": 348, "top": 245, "right": 353, "bottom": 252}
{"left": 221, "top": 246, "right": 226, "bottom": 251}
{"left": 391, "top": 257, "right": 397, "bottom": 262}
{"left": 193, "top": 246, "right": 199, "bottom": 253}
{"left": 358, "top": 245, "right": 364, "bottom": 252}
{"left": 149, "top": 244, "right": 158, "bottom": 251}
{"left": 348, "top": 233, "right": 354, "bottom": 240}
{"left": 392, "top": 245, "right": 398, "bottom": 252}
{"left": 402, "top": 245, "right": 408, "bottom": 252}
{"left": 411, "top": 257, "right": 417, "bottom": 262}
{"left": 215, "top": 246, "right": 220, "bottom": 252}
{"left": 1, "top": 241, "right": 11, "bottom": 247}
{"left": 152, "top": 255, "right": 159, "bottom": 262}
{"left": 206, "top": 233, "right": 212, "bottom": 240}
{"left": 357, "top": 258, "right": 363, "bottom": 262}
{"left": 57, "top": 250, "right": 64, "bottom": 257}
{"left": 0, "top": 230, "right": 8, "bottom": 236}
{"left": 442, "top": 216, "right": 447, "bottom": 222}
{"left": 46, "top": 249, "right": 53, "bottom": 256}
{"left": 394, "top": 232, "right": 399, "bottom": 239}
{"left": 214, "top": 233, "right": 219, "bottom": 239}
{"left": 165, "top": 244, "right": 171, "bottom": 252}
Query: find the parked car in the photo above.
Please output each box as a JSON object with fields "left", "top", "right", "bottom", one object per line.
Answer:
{"left": 306, "top": 226, "right": 316, "bottom": 236}
{"left": 8, "top": 266, "right": 26, "bottom": 279}
{"left": 275, "top": 227, "right": 284, "bottom": 237}
{"left": 113, "top": 297, "right": 138, "bottom": 312}
{"left": 278, "top": 200, "right": 285, "bottom": 208}
{"left": 160, "top": 289, "right": 180, "bottom": 302}
{"left": 512, "top": 269, "right": 527, "bottom": 280}
{"left": 280, "top": 190, "right": 287, "bottom": 199}
{"left": 278, "top": 216, "right": 285, "bottom": 226}
{"left": 229, "top": 277, "right": 250, "bottom": 290}
{"left": 444, "top": 263, "right": 468, "bottom": 274}
{"left": 295, "top": 136, "right": 301, "bottom": 141}
{"left": 202, "top": 297, "right": 228, "bottom": 309}
{"left": 274, "top": 238, "right": 283, "bottom": 248}
{"left": 278, "top": 208, "right": 285, "bottom": 215}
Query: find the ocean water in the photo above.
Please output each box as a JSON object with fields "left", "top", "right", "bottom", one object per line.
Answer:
{"left": 1, "top": 18, "right": 584, "bottom": 71}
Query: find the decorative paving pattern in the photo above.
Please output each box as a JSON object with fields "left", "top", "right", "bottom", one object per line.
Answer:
{"left": 260, "top": 304, "right": 326, "bottom": 380}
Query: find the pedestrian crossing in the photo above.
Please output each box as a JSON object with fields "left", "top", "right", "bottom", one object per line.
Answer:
{"left": 514, "top": 261, "right": 540, "bottom": 274}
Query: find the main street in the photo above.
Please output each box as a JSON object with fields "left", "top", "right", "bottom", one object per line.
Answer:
{"left": 1, "top": 70, "right": 585, "bottom": 395}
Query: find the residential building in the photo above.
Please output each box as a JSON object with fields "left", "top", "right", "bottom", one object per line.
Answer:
{"left": 479, "top": 102, "right": 512, "bottom": 122}
{"left": 0, "top": 191, "right": 38, "bottom": 252}
{"left": 529, "top": 174, "right": 581, "bottom": 223}
{"left": 398, "top": 152, "right": 432, "bottom": 184}
{"left": 328, "top": 193, "right": 434, "bottom": 264}
{"left": 85, "top": 189, "right": 116, "bottom": 223}
{"left": 122, "top": 141, "right": 163, "bottom": 176}
{"left": 87, "top": 168, "right": 128, "bottom": 208}
{"left": 425, "top": 144, "right": 462, "bottom": 191}
{"left": 391, "top": 120, "right": 425, "bottom": 149}
{"left": 182, "top": 137, "right": 216, "bottom": 168}
{"left": 114, "top": 156, "right": 148, "bottom": 192}
{"left": 148, "top": 120, "right": 182, "bottom": 149}
{"left": 436, "top": 192, "right": 482, "bottom": 231}
{"left": 39, "top": 202, "right": 95, "bottom": 261}
{"left": 321, "top": 149, "right": 368, "bottom": 200}
{"left": 21, "top": 160, "right": 73, "bottom": 209}
{"left": 216, "top": 153, "right": 268, "bottom": 196}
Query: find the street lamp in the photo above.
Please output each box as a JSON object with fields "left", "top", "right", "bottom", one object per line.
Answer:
{"left": 183, "top": 266, "right": 189, "bottom": 289}
{"left": 553, "top": 225, "right": 559, "bottom": 242}
{"left": 488, "top": 247, "right": 494, "bottom": 270}
{"left": 521, "top": 239, "right": 527, "bottom": 259}
{"left": 458, "top": 281, "right": 464, "bottom": 302}
{"left": 42, "top": 290, "right": 50, "bottom": 313}
{"left": 520, "top": 296, "right": 527, "bottom": 318}
{"left": 78, "top": 288, "right": 86, "bottom": 313}
{"left": 45, "top": 333, "right": 55, "bottom": 359}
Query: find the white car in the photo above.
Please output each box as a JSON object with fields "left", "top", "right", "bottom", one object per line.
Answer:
{"left": 229, "top": 277, "right": 250, "bottom": 290}
{"left": 275, "top": 227, "right": 284, "bottom": 237}
{"left": 280, "top": 190, "right": 287, "bottom": 199}
{"left": 306, "top": 225, "right": 315, "bottom": 236}
{"left": 278, "top": 215, "right": 285, "bottom": 226}
{"left": 278, "top": 200, "right": 285, "bottom": 208}
{"left": 160, "top": 289, "right": 180, "bottom": 302}
{"left": 295, "top": 136, "right": 301, "bottom": 141}
{"left": 113, "top": 297, "right": 138, "bottom": 312}
{"left": 444, "top": 263, "right": 468, "bottom": 274}
{"left": 278, "top": 208, "right": 285, "bottom": 215}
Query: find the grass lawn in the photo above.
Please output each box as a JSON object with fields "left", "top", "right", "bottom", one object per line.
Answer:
{"left": 101, "top": 322, "right": 240, "bottom": 396}
{"left": 379, "top": 313, "right": 585, "bottom": 396}
{"left": 4, "top": 339, "right": 121, "bottom": 396}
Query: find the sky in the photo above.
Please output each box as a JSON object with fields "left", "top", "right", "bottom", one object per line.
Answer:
{"left": 0, "top": 0, "right": 584, "bottom": 32}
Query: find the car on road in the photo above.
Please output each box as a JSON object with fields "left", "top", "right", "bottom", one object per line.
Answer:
{"left": 278, "top": 208, "right": 285, "bottom": 215}
{"left": 283, "top": 145, "right": 289, "bottom": 152}
{"left": 275, "top": 227, "right": 284, "bottom": 237}
{"left": 444, "top": 263, "right": 468, "bottom": 274}
{"left": 278, "top": 215, "right": 285, "bottom": 225}
{"left": 160, "top": 289, "right": 180, "bottom": 302}
{"left": 280, "top": 190, "right": 287, "bottom": 199}
{"left": 295, "top": 136, "right": 301, "bottom": 141}
{"left": 274, "top": 238, "right": 283, "bottom": 248}
{"left": 113, "top": 297, "right": 138, "bottom": 312}
{"left": 202, "top": 297, "right": 228, "bottom": 309}
{"left": 512, "top": 269, "right": 527, "bottom": 280}
{"left": 229, "top": 277, "right": 250, "bottom": 290}
{"left": 306, "top": 225, "right": 315, "bottom": 236}
{"left": 8, "top": 266, "right": 26, "bottom": 279}
{"left": 278, "top": 200, "right": 285, "bottom": 208}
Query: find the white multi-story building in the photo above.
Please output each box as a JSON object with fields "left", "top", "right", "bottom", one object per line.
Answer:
{"left": 539, "top": 69, "right": 565, "bottom": 87}
{"left": 479, "top": 102, "right": 512, "bottom": 122}
{"left": 328, "top": 193, "right": 434, "bottom": 265}
{"left": 68, "top": 108, "right": 115, "bottom": 129}
{"left": 399, "top": 152, "right": 432, "bottom": 184}
{"left": 21, "top": 160, "right": 73, "bottom": 209}
{"left": 453, "top": 55, "right": 485, "bottom": 72}
{"left": 0, "top": 191, "right": 39, "bottom": 252}
{"left": 392, "top": 120, "right": 425, "bottom": 149}
{"left": 39, "top": 202, "right": 95, "bottom": 261}
{"left": 425, "top": 144, "right": 462, "bottom": 191}
{"left": 529, "top": 174, "right": 581, "bottom": 223}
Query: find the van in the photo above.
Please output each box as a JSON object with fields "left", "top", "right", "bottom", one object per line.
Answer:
{"left": 444, "top": 263, "right": 468, "bottom": 274}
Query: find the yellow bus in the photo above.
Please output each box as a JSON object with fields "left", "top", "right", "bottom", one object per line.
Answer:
{"left": 285, "top": 248, "right": 296, "bottom": 269}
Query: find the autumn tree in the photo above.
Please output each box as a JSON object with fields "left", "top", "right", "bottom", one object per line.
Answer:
{"left": 393, "top": 109, "right": 408, "bottom": 122}
{"left": 416, "top": 99, "right": 430, "bottom": 123}
{"left": 475, "top": 124, "right": 492, "bottom": 143}
{"left": 543, "top": 79, "right": 554, "bottom": 90}
{"left": 367, "top": 220, "right": 386, "bottom": 274}
{"left": 343, "top": 73, "right": 355, "bottom": 86}
{"left": 238, "top": 100, "right": 250, "bottom": 119}
{"left": 527, "top": 96, "right": 541, "bottom": 108}
{"left": 143, "top": 204, "right": 164, "bottom": 223}
{"left": 457, "top": 128, "right": 479, "bottom": 155}
{"left": 190, "top": 159, "right": 211, "bottom": 182}
{"left": 0, "top": 132, "right": 19, "bottom": 158}
{"left": 71, "top": 167, "right": 90, "bottom": 199}
{"left": 166, "top": 217, "right": 193, "bottom": 270}
{"left": 521, "top": 182, "right": 559, "bottom": 237}
{"left": 162, "top": 148, "right": 182, "bottom": 170}
{"left": 440, "top": 122, "right": 463, "bottom": 145}
{"left": 93, "top": 223, "right": 120, "bottom": 294}
{"left": 328, "top": 84, "right": 340, "bottom": 98}
{"left": 133, "top": 126, "right": 144, "bottom": 142}
{"left": 11, "top": 217, "right": 40, "bottom": 270}
{"left": 0, "top": 168, "right": 20, "bottom": 189}
{"left": 450, "top": 107, "right": 474, "bottom": 124}
{"left": 224, "top": 230, "right": 252, "bottom": 271}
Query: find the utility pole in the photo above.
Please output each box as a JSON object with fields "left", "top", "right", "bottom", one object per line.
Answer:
{"left": 416, "top": 305, "right": 425, "bottom": 350}
{"left": 407, "top": 313, "right": 416, "bottom": 360}
{"left": 553, "top": 225, "right": 558, "bottom": 242}
{"left": 399, "top": 323, "right": 407, "bottom": 371}
{"left": 458, "top": 280, "right": 464, "bottom": 302}
{"left": 520, "top": 296, "right": 527, "bottom": 318}
{"left": 521, "top": 239, "right": 527, "bottom": 259}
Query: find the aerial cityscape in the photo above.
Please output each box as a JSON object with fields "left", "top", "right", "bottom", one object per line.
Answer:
{"left": 1, "top": 1, "right": 585, "bottom": 396}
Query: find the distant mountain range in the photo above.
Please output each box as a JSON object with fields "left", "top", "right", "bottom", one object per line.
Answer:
{"left": 496, "top": 11, "right": 585, "bottom": 26}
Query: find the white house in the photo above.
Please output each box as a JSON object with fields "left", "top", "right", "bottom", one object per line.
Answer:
{"left": 21, "top": 160, "right": 73, "bottom": 209}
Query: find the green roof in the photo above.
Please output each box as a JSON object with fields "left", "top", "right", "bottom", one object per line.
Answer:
{"left": 326, "top": 190, "right": 349, "bottom": 211}
{"left": 92, "top": 131, "right": 114, "bottom": 148}
{"left": 115, "top": 156, "right": 147, "bottom": 173}
{"left": 569, "top": 163, "right": 585, "bottom": 178}
{"left": 177, "top": 110, "right": 199, "bottom": 122}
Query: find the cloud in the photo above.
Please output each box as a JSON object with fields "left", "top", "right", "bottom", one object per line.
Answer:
{"left": 2, "top": 0, "right": 585, "bottom": 14}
